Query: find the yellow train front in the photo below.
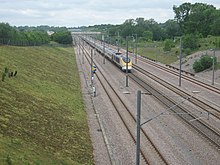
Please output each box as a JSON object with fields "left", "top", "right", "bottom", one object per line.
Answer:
{"left": 112, "top": 52, "right": 132, "bottom": 71}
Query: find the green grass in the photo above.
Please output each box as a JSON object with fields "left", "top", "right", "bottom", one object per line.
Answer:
{"left": 0, "top": 46, "right": 94, "bottom": 164}
{"left": 124, "top": 35, "right": 220, "bottom": 65}
{"left": 216, "top": 62, "right": 220, "bottom": 69}
{"left": 138, "top": 46, "right": 179, "bottom": 64}
{"left": 126, "top": 41, "right": 179, "bottom": 64}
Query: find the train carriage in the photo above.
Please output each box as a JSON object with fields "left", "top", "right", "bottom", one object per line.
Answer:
{"left": 113, "top": 52, "right": 132, "bottom": 71}
{"left": 81, "top": 36, "right": 132, "bottom": 71}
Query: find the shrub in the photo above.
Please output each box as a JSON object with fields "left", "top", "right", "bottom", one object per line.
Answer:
{"left": 183, "top": 48, "right": 191, "bottom": 55}
{"left": 193, "top": 55, "right": 216, "bottom": 72}
{"left": 163, "top": 39, "right": 173, "bottom": 51}
{"left": 193, "top": 60, "right": 204, "bottom": 72}
{"left": 200, "top": 55, "right": 213, "bottom": 69}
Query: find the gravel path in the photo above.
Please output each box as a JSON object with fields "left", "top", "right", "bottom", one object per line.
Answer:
{"left": 75, "top": 47, "right": 111, "bottom": 165}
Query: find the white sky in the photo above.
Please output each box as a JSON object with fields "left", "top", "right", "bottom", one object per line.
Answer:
{"left": 0, "top": 0, "right": 219, "bottom": 27}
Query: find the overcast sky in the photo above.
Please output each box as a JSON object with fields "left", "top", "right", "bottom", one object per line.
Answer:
{"left": 0, "top": 0, "right": 220, "bottom": 27}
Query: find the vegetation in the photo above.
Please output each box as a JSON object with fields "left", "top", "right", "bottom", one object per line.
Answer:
{"left": 173, "top": 3, "right": 220, "bottom": 36}
{"left": 51, "top": 31, "right": 73, "bottom": 44}
{"left": 163, "top": 39, "right": 174, "bottom": 52}
{"left": 17, "top": 25, "right": 68, "bottom": 32}
{"left": 193, "top": 55, "right": 217, "bottom": 72}
{"left": 0, "top": 46, "right": 94, "bottom": 164}
{"left": 85, "top": 3, "right": 220, "bottom": 41}
{"left": 83, "top": 2, "right": 220, "bottom": 64}
{"left": 0, "top": 23, "right": 72, "bottom": 46}
{"left": 0, "top": 23, "right": 50, "bottom": 46}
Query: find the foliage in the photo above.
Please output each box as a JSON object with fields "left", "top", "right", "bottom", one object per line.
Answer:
{"left": 163, "top": 19, "right": 180, "bottom": 39}
{"left": 173, "top": 3, "right": 219, "bottom": 37}
{"left": 210, "top": 11, "right": 220, "bottom": 36}
{"left": 142, "top": 30, "right": 153, "bottom": 41}
{"left": 216, "top": 37, "right": 220, "bottom": 48}
{"left": 182, "top": 34, "right": 199, "bottom": 50}
{"left": 193, "top": 60, "right": 204, "bottom": 72}
{"left": 0, "top": 22, "right": 50, "bottom": 46}
{"left": 0, "top": 23, "right": 73, "bottom": 46}
{"left": 183, "top": 48, "right": 192, "bottom": 55}
{"left": 51, "top": 31, "right": 73, "bottom": 44}
{"left": 163, "top": 39, "right": 174, "bottom": 51}
{"left": 0, "top": 22, "right": 14, "bottom": 39}
{"left": 17, "top": 25, "right": 68, "bottom": 32}
{"left": 83, "top": 2, "right": 220, "bottom": 45}
{"left": 200, "top": 55, "right": 213, "bottom": 68}
{"left": 193, "top": 55, "right": 216, "bottom": 72}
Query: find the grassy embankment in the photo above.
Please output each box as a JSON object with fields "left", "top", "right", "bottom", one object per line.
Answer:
{"left": 0, "top": 46, "right": 94, "bottom": 164}
{"left": 137, "top": 41, "right": 178, "bottom": 64}
{"left": 134, "top": 36, "right": 220, "bottom": 66}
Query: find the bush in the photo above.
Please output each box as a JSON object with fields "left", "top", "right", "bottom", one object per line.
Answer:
{"left": 163, "top": 39, "right": 173, "bottom": 51}
{"left": 183, "top": 48, "right": 192, "bottom": 55}
{"left": 193, "top": 55, "right": 216, "bottom": 72}
{"left": 193, "top": 60, "right": 204, "bottom": 72}
{"left": 200, "top": 55, "right": 213, "bottom": 69}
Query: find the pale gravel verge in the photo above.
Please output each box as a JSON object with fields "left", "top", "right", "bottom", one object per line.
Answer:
{"left": 75, "top": 47, "right": 111, "bottom": 165}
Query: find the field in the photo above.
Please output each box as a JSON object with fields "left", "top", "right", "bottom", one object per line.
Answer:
{"left": 0, "top": 46, "right": 94, "bottom": 164}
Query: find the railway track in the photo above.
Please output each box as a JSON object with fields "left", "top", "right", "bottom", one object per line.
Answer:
{"left": 76, "top": 35, "right": 220, "bottom": 162}
{"left": 81, "top": 40, "right": 169, "bottom": 164}
{"left": 133, "top": 64, "right": 220, "bottom": 120}
{"left": 132, "top": 55, "right": 220, "bottom": 95}
{"left": 130, "top": 65, "right": 220, "bottom": 149}
{"left": 108, "top": 42, "right": 220, "bottom": 95}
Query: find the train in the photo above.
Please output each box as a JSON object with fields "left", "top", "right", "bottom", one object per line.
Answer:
{"left": 81, "top": 36, "right": 132, "bottom": 72}
{"left": 112, "top": 51, "right": 132, "bottom": 71}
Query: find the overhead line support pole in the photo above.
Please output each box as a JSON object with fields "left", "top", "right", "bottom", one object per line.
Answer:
{"left": 179, "top": 35, "right": 182, "bottom": 87}
{"left": 136, "top": 90, "right": 141, "bottom": 165}
{"left": 126, "top": 36, "right": 129, "bottom": 87}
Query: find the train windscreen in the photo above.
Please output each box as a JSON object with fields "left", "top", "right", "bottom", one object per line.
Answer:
{"left": 122, "top": 56, "right": 131, "bottom": 63}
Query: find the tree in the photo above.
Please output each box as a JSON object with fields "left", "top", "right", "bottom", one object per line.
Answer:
{"left": 142, "top": 31, "right": 153, "bottom": 41}
{"left": 182, "top": 34, "right": 199, "bottom": 50}
{"left": 164, "top": 19, "right": 181, "bottom": 39}
{"left": 173, "top": 2, "right": 192, "bottom": 31}
{"left": 0, "top": 22, "right": 14, "bottom": 39}
{"left": 135, "top": 18, "right": 145, "bottom": 26}
{"left": 51, "top": 31, "right": 72, "bottom": 44}
{"left": 210, "top": 10, "right": 220, "bottom": 36}
{"left": 173, "top": 3, "right": 218, "bottom": 37}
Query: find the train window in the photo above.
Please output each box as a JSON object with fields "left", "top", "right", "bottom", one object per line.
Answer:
{"left": 122, "top": 57, "right": 130, "bottom": 63}
{"left": 116, "top": 52, "right": 122, "bottom": 55}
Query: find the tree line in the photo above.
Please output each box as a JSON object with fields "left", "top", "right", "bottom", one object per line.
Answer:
{"left": 84, "top": 2, "right": 220, "bottom": 51}
{"left": 0, "top": 23, "right": 72, "bottom": 46}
